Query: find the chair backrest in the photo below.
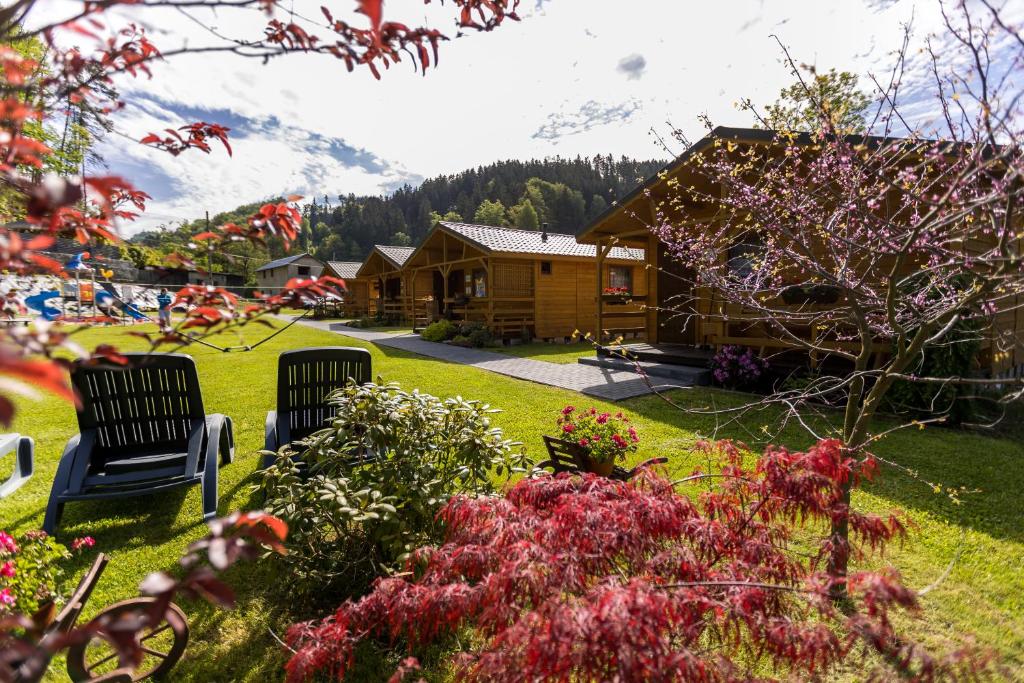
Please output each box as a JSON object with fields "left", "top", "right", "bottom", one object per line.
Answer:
{"left": 71, "top": 353, "right": 205, "bottom": 458}
{"left": 542, "top": 435, "right": 588, "bottom": 473}
{"left": 277, "top": 347, "right": 372, "bottom": 444}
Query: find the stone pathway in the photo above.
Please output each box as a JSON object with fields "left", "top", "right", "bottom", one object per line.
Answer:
{"left": 289, "top": 318, "right": 681, "bottom": 401}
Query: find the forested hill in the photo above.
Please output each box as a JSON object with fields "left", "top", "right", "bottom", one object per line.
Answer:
{"left": 127, "top": 155, "right": 665, "bottom": 280}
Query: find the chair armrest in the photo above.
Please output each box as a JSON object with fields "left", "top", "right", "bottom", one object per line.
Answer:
{"left": 204, "top": 414, "right": 229, "bottom": 469}
{"left": 264, "top": 410, "right": 278, "bottom": 453}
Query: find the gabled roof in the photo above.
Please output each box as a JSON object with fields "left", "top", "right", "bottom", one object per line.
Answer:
{"left": 436, "top": 222, "right": 643, "bottom": 261}
{"left": 256, "top": 252, "right": 319, "bottom": 272}
{"left": 375, "top": 245, "right": 415, "bottom": 269}
{"left": 577, "top": 125, "right": 933, "bottom": 240}
{"left": 356, "top": 244, "right": 416, "bottom": 277}
{"left": 325, "top": 261, "right": 362, "bottom": 279}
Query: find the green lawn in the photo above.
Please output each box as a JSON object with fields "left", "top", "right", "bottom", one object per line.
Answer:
{"left": 490, "top": 340, "right": 597, "bottom": 364}
{"left": 2, "top": 322, "right": 1022, "bottom": 680}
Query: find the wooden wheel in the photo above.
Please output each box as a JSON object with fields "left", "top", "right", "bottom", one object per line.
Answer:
{"left": 66, "top": 598, "right": 189, "bottom": 682}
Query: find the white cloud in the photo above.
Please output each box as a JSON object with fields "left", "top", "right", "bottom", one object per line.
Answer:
{"left": 29, "top": 0, "right": 1015, "bottom": 234}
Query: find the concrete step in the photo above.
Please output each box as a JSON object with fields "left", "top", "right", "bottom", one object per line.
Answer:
{"left": 578, "top": 356, "right": 712, "bottom": 385}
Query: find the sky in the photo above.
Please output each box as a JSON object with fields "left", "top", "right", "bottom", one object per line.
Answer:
{"left": 30, "top": 0, "right": 1011, "bottom": 234}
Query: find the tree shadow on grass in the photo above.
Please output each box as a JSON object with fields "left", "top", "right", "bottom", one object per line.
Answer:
{"left": 619, "top": 386, "right": 1024, "bottom": 544}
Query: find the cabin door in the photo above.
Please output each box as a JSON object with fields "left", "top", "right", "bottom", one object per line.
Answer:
{"left": 432, "top": 271, "right": 446, "bottom": 314}
{"left": 656, "top": 242, "right": 697, "bottom": 345}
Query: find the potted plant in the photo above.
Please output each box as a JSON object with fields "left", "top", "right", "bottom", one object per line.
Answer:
{"left": 555, "top": 406, "right": 639, "bottom": 476}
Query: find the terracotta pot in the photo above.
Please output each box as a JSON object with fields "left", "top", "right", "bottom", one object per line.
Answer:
{"left": 584, "top": 456, "right": 615, "bottom": 477}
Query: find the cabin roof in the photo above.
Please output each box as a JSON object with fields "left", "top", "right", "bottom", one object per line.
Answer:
{"left": 256, "top": 252, "right": 318, "bottom": 272}
{"left": 577, "top": 125, "right": 941, "bottom": 241}
{"left": 374, "top": 245, "right": 416, "bottom": 269}
{"left": 437, "top": 222, "right": 643, "bottom": 261}
{"left": 325, "top": 261, "right": 362, "bottom": 279}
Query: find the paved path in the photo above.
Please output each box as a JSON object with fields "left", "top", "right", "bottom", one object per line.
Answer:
{"left": 289, "top": 318, "right": 672, "bottom": 401}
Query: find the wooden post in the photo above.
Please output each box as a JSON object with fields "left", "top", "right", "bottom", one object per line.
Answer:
{"left": 403, "top": 270, "right": 411, "bottom": 327}
{"left": 596, "top": 238, "right": 605, "bottom": 345}
{"left": 647, "top": 234, "right": 658, "bottom": 345}
{"left": 483, "top": 258, "right": 494, "bottom": 326}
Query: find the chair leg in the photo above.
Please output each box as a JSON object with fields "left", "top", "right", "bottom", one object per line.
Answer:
{"left": 43, "top": 436, "right": 80, "bottom": 534}
{"left": 262, "top": 411, "right": 278, "bottom": 469}
{"left": 43, "top": 499, "right": 64, "bottom": 535}
{"left": 220, "top": 415, "right": 235, "bottom": 465}
{"left": 202, "top": 453, "right": 219, "bottom": 522}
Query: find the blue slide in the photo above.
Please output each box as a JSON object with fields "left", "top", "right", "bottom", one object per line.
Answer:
{"left": 25, "top": 291, "right": 62, "bottom": 320}
{"left": 100, "top": 283, "right": 146, "bottom": 320}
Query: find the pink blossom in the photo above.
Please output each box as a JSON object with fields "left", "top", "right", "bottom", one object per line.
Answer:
{"left": 595, "top": 413, "right": 609, "bottom": 425}
{"left": 612, "top": 434, "right": 628, "bottom": 448}
{"left": 0, "top": 588, "right": 13, "bottom": 607}
{"left": 72, "top": 537, "right": 96, "bottom": 551}
{"left": 0, "top": 561, "right": 14, "bottom": 578}
{"left": 0, "top": 531, "right": 17, "bottom": 554}
{"left": 628, "top": 427, "right": 639, "bottom": 443}
{"left": 562, "top": 423, "right": 575, "bottom": 434}
{"left": 561, "top": 406, "right": 575, "bottom": 416}
{"left": 578, "top": 438, "right": 590, "bottom": 447}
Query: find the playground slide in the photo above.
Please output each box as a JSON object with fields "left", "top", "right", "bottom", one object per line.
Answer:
{"left": 99, "top": 282, "right": 146, "bottom": 320}
{"left": 25, "top": 291, "right": 61, "bottom": 321}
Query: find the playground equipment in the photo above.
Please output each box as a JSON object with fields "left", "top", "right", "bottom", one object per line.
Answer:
{"left": 24, "top": 290, "right": 62, "bottom": 320}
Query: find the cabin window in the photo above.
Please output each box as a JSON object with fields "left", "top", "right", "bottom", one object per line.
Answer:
{"left": 540, "top": 261, "right": 552, "bottom": 275}
{"left": 608, "top": 266, "right": 633, "bottom": 293}
{"left": 727, "top": 232, "right": 765, "bottom": 278}
{"left": 297, "top": 265, "right": 310, "bottom": 276}
{"left": 494, "top": 263, "right": 534, "bottom": 298}
{"left": 473, "top": 268, "right": 487, "bottom": 298}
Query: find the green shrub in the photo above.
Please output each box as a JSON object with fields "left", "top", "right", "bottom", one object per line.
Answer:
{"left": 347, "top": 317, "right": 373, "bottom": 329}
{"left": 885, "top": 316, "right": 982, "bottom": 425}
{"left": 257, "top": 382, "right": 530, "bottom": 603}
{"left": 420, "top": 319, "right": 457, "bottom": 342}
{"left": 450, "top": 334, "right": 471, "bottom": 347}
{"left": 456, "top": 321, "right": 498, "bottom": 348}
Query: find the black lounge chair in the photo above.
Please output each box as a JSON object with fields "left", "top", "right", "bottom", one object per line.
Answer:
{"left": 43, "top": 353, "right": 234, "bottom": 534}
{"left": 262, "top": 347, "right": 372, "bottom": 468}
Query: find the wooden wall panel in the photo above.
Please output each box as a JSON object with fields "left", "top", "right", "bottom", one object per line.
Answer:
{"left": 536, "top": 259, "right": 582, "bottom": 338}
{"left": 577, "top": 262, "right": 598, "bottom": 338}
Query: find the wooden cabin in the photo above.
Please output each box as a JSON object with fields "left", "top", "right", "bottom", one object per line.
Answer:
{"left": 577, "top": 126, "right": 1024, "bottom": 378}
{"left": 354, "top": 245, "right": 416, "bottom": 321}
{"left": 323, "top": 261, "right": 366, "bottom": 317}
{"left": 402, "top": 221, "right": 646, "bottom": 339}
{"left": 255, "top": 253, "right": 324, "bottom": 290}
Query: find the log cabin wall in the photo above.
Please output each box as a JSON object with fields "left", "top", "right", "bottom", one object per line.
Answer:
{"left": 401, "top": 222, "right": 646, "bottom": 340}
{"left": 577, "top": 127, "right": 1024, "bottom": 378}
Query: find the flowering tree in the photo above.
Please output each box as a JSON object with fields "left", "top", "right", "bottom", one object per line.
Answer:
{"left": 0, "top": 0, "right": 521, "bottom": 424}
{"left": 283, "top": 440, "right": 991, "bottom": 681}
{"left": 650, "top": 0, "right": 1024, "bottom": 590}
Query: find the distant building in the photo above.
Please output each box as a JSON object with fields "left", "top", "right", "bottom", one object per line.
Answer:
{"left": 255, "top": 253, "right": 324, "bottom": 290}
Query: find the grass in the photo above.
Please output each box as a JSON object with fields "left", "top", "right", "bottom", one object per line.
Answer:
{"left": 489, "top": 340, "right": 596, "bottom": 364}
{"left": 2, "top": 321, "right": 1022, "bottom": 680}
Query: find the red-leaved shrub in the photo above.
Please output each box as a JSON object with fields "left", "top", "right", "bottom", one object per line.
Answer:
{"left": 284, "top": 439, "right": 988, "bottom": 681}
